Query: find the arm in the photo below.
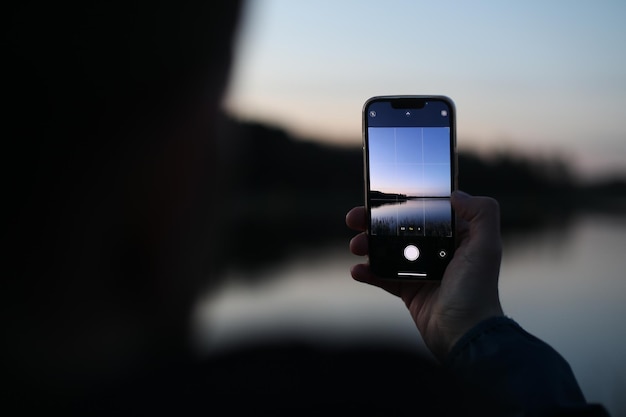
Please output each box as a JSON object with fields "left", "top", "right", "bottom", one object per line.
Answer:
{"left": 446, "top": 315, "right": 609, "bottom": 416}
{"left": 346, "top": 191, "right": 608, "bottom": 416}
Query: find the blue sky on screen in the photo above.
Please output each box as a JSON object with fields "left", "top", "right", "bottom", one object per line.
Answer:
{"left": 369, "top": 127, "right": 450, "bottom": 197}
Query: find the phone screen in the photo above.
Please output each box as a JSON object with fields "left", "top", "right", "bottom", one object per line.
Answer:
{"left": 363, "top": 96, "right": 456, "bottom": 280}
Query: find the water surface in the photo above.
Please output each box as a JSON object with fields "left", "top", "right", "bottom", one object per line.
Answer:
{"left": 194, "top": 214, "right": 626, "bottom": 416}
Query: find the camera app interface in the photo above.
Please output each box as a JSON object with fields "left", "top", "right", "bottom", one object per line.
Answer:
{"left": 368, "top": 126, "right": 452, "bottom": 238}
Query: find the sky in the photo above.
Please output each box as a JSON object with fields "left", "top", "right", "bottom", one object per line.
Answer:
{"left": 223, "top": 0, "right": 626, "bottom": 179}
{"left": 369, "top": 127, "right": 450, "bottom": 196}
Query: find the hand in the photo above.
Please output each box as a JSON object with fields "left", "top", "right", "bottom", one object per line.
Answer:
{"left": 346, "top": 190, "right": 504, "bottom": 361}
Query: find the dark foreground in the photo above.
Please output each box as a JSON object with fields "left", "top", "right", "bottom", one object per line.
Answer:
{"left": 10, "top": 337, "right": 498, "bottom": 416}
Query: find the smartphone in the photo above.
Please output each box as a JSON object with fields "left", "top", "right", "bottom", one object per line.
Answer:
{"left": 363, "top": 95, "right": 457, "bottom": 280}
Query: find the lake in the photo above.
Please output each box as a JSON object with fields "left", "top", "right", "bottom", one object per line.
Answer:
{"left": 371, "top": 197, "right": 452, "bottom": 236}
{"left": 193, "top": 213, "right": 626, "bottom": 417}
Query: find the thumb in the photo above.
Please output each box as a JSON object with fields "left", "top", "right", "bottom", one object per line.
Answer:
{"left": 452, "top": 191, "right": 501, "bottom": 244}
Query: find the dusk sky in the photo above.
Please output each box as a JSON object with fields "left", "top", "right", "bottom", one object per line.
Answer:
{"left": 368, "top": 127, "right": 451, "bottom": 197}
{"left": 224, "top": 0, "right": 626, "bottom": 180}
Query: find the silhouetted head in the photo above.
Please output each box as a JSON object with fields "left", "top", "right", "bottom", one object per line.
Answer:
{"left": 4, "top": 0, "right": 244, "bottom": 399}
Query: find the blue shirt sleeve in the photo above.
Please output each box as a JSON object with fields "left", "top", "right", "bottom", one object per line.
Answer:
{"left": 444, "top": 316, "right": 610, "bottom": 417}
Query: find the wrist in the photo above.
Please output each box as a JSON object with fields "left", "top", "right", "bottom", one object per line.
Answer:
{"left": 430, "top": 308, "right": 505, "bottom": 362}
{"left": 440, "top": 311, "right": 506, "bottom": 360}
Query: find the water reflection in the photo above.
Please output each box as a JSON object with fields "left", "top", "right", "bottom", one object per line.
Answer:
{"left": 194, "top": 214, "right": 626, "bottom": 417}
{"left": 371, "top": 198, "right": 452, "bottom": 237}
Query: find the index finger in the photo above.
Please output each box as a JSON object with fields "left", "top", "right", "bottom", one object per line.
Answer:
{"left": 346, "top": 206, "right": 367, "bottom": 232}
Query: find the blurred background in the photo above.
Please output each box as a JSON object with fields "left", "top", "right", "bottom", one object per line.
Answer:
{"left": 193, "top": 1, "right": 626, "bottom": 415}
